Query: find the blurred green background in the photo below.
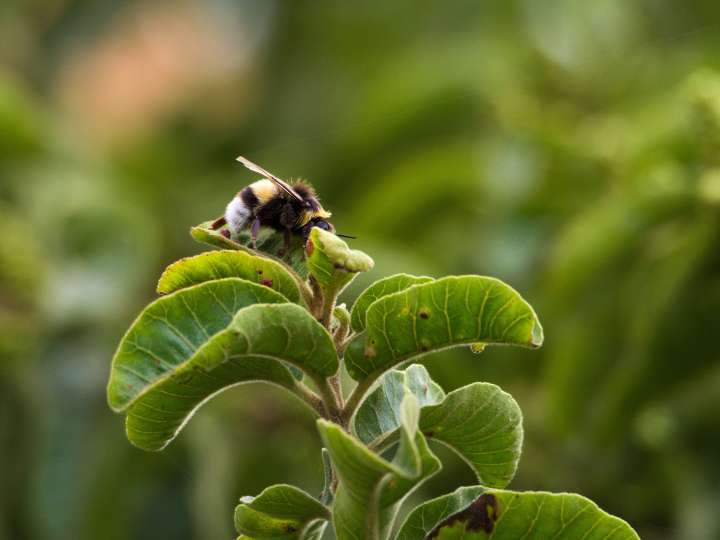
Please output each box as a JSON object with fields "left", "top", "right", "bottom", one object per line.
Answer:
{"left": 2, "top": 1, "right": 720, "bottom": 539}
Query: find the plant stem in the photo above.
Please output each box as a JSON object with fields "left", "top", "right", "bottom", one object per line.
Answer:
{"left": 309, "top": 277, "right": 324, "bottom": 321}
{"left": 328, "top": 373, "right": 344, "bottom": 409}
{"left": 315, "top": 377, "right": 342, "bottom": 422}
{"left": 320, "top": 290, "right": 336, "bottom": 329}
{"left": 341, "top": 372, "right": 380, "bottom": 425}
{"left": 293, "top": 383, "right": 326, "bottom": 417}
{"left": 336, "top": 334, "right": 354, "bottom": 356}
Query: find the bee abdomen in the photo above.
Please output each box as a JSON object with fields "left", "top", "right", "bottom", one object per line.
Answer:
{"left": 225, "top": 192, "right": 253, "bottom": 237}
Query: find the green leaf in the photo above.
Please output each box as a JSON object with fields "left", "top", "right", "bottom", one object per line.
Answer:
{"left": 191, "top": 220, "right": 310, "bottom": 278}
{"left": 157, "top": 250, "right": 304, "bottom": 305}
{"left": 351, "top": 274, "right": 433, "bottom": 332}
{"left": 234, "top": 484, "right": 329, "bottom": 539}
{"left": 107, "top": 278, "right": 288, "bottom": 411}
{"left": 344, "top": 276, "right": 543, "bottom": 381}
{"left": 419, "top": 383, "right": 523, "bottom": 488}
{"left": 306, "top": 227, "right": 374, "bottom": 299}
{"left": 320, "top": 448, "right": 334, "bottom": 505}
{"left": 356, "top": 366, "right": 523, "bottom": 488}
{"left": 394, "top": 486, "right": 484, "bottom": 540}
{"left": 107, "top": 278, "right": 340, "bottom": 451}
{"left": 121, "top": 303, "right": 339, "bottom": 450}
{"left": 356, "top": 368, "right": 522, "bottom": 488}
{"left": 355, "top": 364, "right": 445, "bottom": 444}
{"left": 318, "top": 394, "right": 441, "bottom": 540}
{"left": 395, "top": 487, "right": 640, "bottom": 539}
{"left": 191, "top": 220, "right": 255, "bottom": 252}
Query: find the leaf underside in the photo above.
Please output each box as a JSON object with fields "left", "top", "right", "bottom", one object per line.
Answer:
{"left": 354, "top": 364, "right": 445, "bottom": 444}
{"left": 356, "top": 365, "right": 523, "bottom": 488}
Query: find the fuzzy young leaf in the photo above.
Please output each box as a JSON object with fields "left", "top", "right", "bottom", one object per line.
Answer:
{"left": 355, "top": 364, "right": 445, "bottom": 444}
{"left": 191, "top": 220, "right": 255, "bottom": 252}
{"left": 357, "top": 366, "right": 523, "bottom": 488}
{"left": 157, "top": 250, "right": 305, "bottom": 305}
{"left": 351, "top": 274, "right": 433, "bottom": 332}
{"left": 191, "top": 220, "right": 309, "bottom": 278}
{"left": 332, "top": 303, "right": 351, "bottom": 332}
{"left": 234, "top": 484, "right": 329, "bottom": 540}
{"left": 107, "top": 278, "right": 287, "bottom": 411}
{"left": 344, "top": 276, "right": 543, "bottom": 381}
{"left": 318, "top": 394, "right": 441, "bottom": 540}
{"left": 306, "top": 227, "right": 374, "bottom": 299}
{"left": 396, "top": 487, "right": 640, "bottom": 539}
{"left": 121, "top": 303, "right": 339, "bottom": 450}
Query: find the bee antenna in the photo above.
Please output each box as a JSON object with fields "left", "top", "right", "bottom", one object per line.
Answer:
{"left": 336, "top": 233, "right": 357, "bottom": 240}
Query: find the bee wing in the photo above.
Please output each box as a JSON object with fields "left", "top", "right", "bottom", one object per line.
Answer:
{"left": 236, "top": 156, "right": 304, "bottom": 203}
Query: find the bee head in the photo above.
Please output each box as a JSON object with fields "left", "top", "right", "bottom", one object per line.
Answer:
{"left": 312, "top": 218, "right": 334, "bottom": 232}
{"left": 302, "top": 217, "right": 335, "bottom": 238}
{"left": 313, "top": 219, "right": 335, "bottom": 232}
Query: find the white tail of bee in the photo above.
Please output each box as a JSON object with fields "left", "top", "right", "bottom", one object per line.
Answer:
{"left": 225, "top": 196, "right": 251, "bottom": 238}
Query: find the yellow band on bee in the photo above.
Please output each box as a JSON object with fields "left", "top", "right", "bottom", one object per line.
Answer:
{"left": 250, "top": 179, "right": 278, "bottom": 204}
{"left": 297, "top": 209, "right": 332, "bottom": 227}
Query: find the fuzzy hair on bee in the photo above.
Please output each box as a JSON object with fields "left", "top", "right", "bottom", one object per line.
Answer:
{"left": 211, "top": 157, "right": 335, "bottom": 254}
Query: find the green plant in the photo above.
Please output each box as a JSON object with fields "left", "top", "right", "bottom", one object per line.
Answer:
{"left": 107, "top": 221, "right": 640, "bottom": 539}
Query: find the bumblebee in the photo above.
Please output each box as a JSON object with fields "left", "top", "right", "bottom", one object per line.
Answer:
{"left": 212, "top": 157, "right": 338, "bottom": 252}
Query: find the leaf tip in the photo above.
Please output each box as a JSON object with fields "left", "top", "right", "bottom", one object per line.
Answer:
{"left": 106, "top": 377, "right": 129, "bottom": 412}
{"left": 310, "top": 228, "right": 374, "bottom": 273}
{"left": 530, "top": 319, "right": 544, "bottom": 348}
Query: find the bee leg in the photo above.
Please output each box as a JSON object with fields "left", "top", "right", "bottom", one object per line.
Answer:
{"left": 250, "top": 218, "right": 261, "bottom": 250}
{"left": 211, "top": 216, "right": 227, "bottom": 230}
{"left": 278, "top": 228, "right": 292, "bottom": 258}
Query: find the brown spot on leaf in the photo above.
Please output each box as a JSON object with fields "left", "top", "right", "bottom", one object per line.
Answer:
{"left": 256, "top": 269, "right": 263, "bottom": 275}
{"left": 306, "top": 239, "right": 315, "bottom": 256}
{"left": 260, "top": 279, "right": 274, "bottom": 288}
{"left": 426, "top": 494, "right": 500, "bottom": 539}
{"left": 419, "top": 308, "right": 430, "bottom": 319}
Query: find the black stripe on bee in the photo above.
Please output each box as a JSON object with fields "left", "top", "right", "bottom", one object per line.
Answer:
{"left": 240, "top": 187, "right": 260, "bottom": 210}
